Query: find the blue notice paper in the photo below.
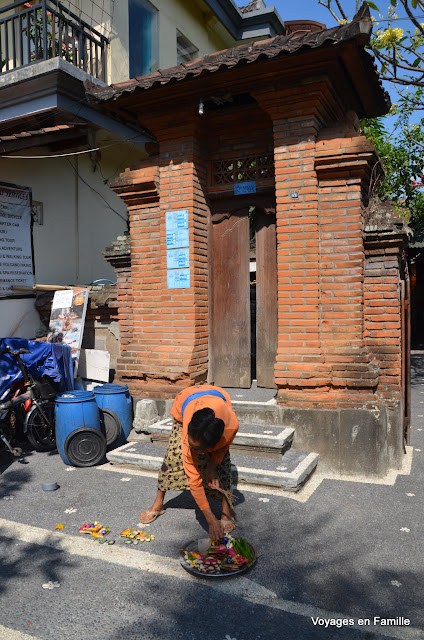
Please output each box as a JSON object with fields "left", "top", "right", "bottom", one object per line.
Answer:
{"left": 166, "top": 210, "right": 189, "bottom": 232}
{"left": 167, "top": 268, "right": 190, "bottom": 289}
{"left": 167, "top": 248, "right": 190, "bottom": 270}
{"left": 165, "top": 229, "right": 189, "bottom": 249}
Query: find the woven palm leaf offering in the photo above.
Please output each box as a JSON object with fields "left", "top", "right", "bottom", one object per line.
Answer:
{"left": 120, "top": 528, "right": 155, "bottom": 543}
{"left": 179, "top": 534, "right": 256, "bottom": 577}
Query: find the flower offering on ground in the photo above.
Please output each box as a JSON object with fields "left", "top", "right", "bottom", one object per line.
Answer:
{"left": 183, "top": 534, "right": 254, "bottom": 574}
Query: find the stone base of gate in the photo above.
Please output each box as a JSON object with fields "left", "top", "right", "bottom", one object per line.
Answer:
{"left": 237, "top": 403, "right": 404, "bottom": 478}
{"left": 129, "top": 395, "right": 404, "bottom": 479}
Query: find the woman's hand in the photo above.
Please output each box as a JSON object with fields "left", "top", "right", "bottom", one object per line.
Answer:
{"left": 208, "top": 516, "right": 225, "bottom": 542}
{"left": 206, "top": 461, "right": 219, "bottom": 490}
{"left": 203, "top": 507, "right": 225, "bottom": 542}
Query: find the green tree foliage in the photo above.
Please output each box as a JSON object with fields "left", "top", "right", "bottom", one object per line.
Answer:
{"left": 361, "top": 115, "right": 424, "bottom": 230}
{"left": 320, "top": 2, "right": 424, "bottom": 232}
{"left": 319, "top": 1, "right": 424, "bottom": 111}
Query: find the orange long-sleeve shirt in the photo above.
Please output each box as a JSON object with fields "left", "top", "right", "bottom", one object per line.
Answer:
{"left": 170, "top": 384, "right": 239, "bottom": 511}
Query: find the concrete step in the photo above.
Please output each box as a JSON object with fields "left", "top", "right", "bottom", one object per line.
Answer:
{"left": 229, "top": 401, "right": 282, "bottom": 426}
{"left": 138, "top": 416, "right": 295, "bottom": 453}
{"left": 106, "top": 441, "right": 319, "bottom": 492}
{"left": 230, "top": 448, "right": 319, "bottom": 491}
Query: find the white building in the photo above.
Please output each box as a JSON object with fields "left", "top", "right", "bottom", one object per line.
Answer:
{"left": 0, "top": 0, "right": 284, "bottom": 336}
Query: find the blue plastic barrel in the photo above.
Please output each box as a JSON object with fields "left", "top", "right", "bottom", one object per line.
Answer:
{"left": 55, "top": 391, "right": 104, "bottom": 466}
{"left": 93, "top": 383, "right": 133, "bottom": 446}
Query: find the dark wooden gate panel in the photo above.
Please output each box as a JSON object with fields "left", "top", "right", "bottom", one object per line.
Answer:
{"left": 401, "top": 273, "right": 411, "bottom": 445}
{"left": 212, "top": 212, "right": 251, "bottom": 388}
{"left": 256, "top": 208, "right": 277, "bottom": 388}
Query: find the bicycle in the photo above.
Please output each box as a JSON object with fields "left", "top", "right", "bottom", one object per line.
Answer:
{"left": 0, "top": 346, "right": 57, "bottom": 453}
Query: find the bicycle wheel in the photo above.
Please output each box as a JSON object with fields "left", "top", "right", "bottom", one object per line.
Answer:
{"left": 26, "top": 401, "right": 56, "bottom": 452}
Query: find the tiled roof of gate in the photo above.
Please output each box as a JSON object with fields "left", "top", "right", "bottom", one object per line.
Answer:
{"left": 240, "top": 0, "right": 266, "bottom": 13}
{"left": 85, "top": 3, "right": 388, "bottom": 108}
{"left": 0, "top": 123, "right": 86, "bottom": 143}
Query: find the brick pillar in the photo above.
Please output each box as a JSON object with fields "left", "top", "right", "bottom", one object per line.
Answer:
{"left": 103, "top": 234, "right": 131, "bottom": 382}
{"left": 153, "top": 124, "right": 209, "bottom": 393}
{"left": 272, "top": 112, "right": 325, "bottom": 396}
{"left": 364, "top": 218, "right": 409, "bottom": 467}
{"left": 314, "top": 128, "right": 380, "bottom": 408}
{"left": 254, "top": 84, "right": 330, "bottom": 402}
{"left": 255, "top": 84, "right": 380, "bottom": 408}
{"left": 109, "top": 117, "right": 209, "bottom": 398}
{"left": 109, "top": 162, "right": 161, "bottom": 394}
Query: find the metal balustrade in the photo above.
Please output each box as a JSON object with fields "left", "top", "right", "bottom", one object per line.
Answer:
{"left": 0, "top": 0, "right": 109, "bottom": 81}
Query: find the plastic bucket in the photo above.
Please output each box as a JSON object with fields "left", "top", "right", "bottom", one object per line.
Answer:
{"left": 64, "top": 428, "right": 106, "bottom": 467}
{"left": 55, "top": 391, "right": 105, "bottom": 466}
{"left": 93, "top": 384, "right": 133, "bottom": 447}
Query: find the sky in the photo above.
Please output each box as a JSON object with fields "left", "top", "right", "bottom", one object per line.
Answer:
{"left": 236, "top": 1, "right": 364, "bottom": 26}
{"left": 265, "top": 0, "right": 418, "bottom": 28}
{"left": 234, "top": 1, "right": 424, "bottom": 129}
{"left": 234, "top": 0, "right": 416, "bottom": 30}
{"left": 260, "top": 0, "right": 341, "bottom": 25}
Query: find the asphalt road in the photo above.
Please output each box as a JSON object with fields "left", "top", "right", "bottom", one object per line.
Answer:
{"left": 1, "top": 359, "right": 424, "bottom": 640}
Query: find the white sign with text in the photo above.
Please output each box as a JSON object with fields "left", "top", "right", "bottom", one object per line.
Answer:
{"left": 0, "top": 183, "right": 33, "bottom": 296}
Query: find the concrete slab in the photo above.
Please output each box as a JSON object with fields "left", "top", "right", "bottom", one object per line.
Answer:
{"left": 106, "top": 441, "right": 319, "bottom": 491}
{"left": 223, "top": 380, "right": 277, "bottom": 403}
{"left": 139, "top": 417, "right": 295, "bottom": 451}
{"left": 231, "top": 449, "right": 320, "bottom": 491}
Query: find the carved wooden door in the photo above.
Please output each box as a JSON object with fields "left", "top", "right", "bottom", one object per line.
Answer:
{"left": 210, "top": 195, "right": 277, "bottom": 388}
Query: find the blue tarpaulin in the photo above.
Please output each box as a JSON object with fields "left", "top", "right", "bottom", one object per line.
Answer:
{"left": 0, "top": 338, "right": 74, "bottom": 399}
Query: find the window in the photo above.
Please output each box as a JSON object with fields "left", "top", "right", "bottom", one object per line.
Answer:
{"left": 129, "top": 0, "right": 158, "bottom": 77}
{"left": 176, "top": 30, "right": 198, "bottom": 65}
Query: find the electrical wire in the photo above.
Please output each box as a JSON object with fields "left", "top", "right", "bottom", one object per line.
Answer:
{"left": 0, "top": 135, "right": 143, "bottom": 159}
{"left": 97, "top": 156, "right": 128, "bottom": 184}
{"left": 66, "top": 157, "right": 128, "bottom": 225}
{"left": 374, "top": 15, "right": 424, "bottom": 22}
{"left": 0, "top": 88, "right": 92, "bottom": 137}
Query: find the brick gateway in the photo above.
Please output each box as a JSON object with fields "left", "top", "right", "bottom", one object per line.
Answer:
{"left": 89, "top": 5, "right": 410, "bottom": 477}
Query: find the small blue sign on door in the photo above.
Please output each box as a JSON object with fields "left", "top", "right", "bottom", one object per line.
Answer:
{"left": 234, "top": 181, "right": 256, "bottom": 195}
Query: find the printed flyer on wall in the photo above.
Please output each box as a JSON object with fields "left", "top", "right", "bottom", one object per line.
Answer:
{"left": 0, "top": 182, "right": 33, "bottom": 296}
{"left": 47, "top": 288, "right": 89, "bottom": 370}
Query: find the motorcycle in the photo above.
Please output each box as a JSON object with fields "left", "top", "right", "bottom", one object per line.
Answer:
{"left": 0, "top": 346, "right": 57, "bottom": 455}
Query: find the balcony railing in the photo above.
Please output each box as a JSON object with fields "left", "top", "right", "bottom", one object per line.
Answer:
{"left": 0, "top": 0, "right": 109, "bottom": 81}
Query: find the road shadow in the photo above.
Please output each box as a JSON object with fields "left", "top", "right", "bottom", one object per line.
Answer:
{"left": 0, "top": 464, "right": 33, "bottom": 498}
{"left": 163, "top": 486, "right": 246, "bottom": 536}
{"left": 0, "top": 530, "right": 77, "bottom": 598}
{"left": 103, "top": 476, "right": 424, "bottom": 640}
{"left": 411, "top": 353, "right": 424, "bottom": 386}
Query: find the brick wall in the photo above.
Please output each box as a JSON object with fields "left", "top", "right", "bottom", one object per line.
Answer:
{"left": 103, "top": 80, "right": 409, "bottom": 474}
{"left": 364, "top": 247, "right": 402, "bottom": 404}
{"left": 363, "top": 225, "right": 408, "bottom": 466}
{"left": 108, "top": 87, "right": 406, "bottom": 419}
{"left": 110, "top": 115, "right": 210, "bottom": 397}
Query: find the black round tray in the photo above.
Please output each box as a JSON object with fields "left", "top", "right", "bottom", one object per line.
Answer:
{"left": 179, "top": 539, "right": 257, "bottom": 578}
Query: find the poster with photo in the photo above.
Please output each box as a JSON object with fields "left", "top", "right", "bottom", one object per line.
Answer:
{"left": 47, "top": 288, "right": 89, "bottom": 370}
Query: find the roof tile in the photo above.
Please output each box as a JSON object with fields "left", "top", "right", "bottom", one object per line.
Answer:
{"left": 86, "top": 3, "right": 381, "bottom": 105}
{"left": 0, "top": 123, "right": 87, "bottom": 143}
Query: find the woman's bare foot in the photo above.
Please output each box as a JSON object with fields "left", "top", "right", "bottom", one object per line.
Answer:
{"left": 139, "top": 507, "right": 165, "bottom": 524}
{"left": 221, "top": 496, "right": 236, "bottom": 532}
{"left": 139, "top": 490, "right": 166, "bottom": 524}
{"left": 221, "top": 517, "right": 236, "bottom": 533}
